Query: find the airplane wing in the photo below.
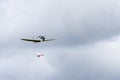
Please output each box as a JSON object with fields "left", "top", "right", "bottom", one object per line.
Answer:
{"left": 21, "top": 38, "right": 41, "bottom": 42}
{"left": 44, "top": 39, "right": 56, "bottom": 42}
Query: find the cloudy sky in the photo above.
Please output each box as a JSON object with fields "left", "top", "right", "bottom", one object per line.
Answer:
{"left": 1, "top": 0, "right": 120, "bottom": 80}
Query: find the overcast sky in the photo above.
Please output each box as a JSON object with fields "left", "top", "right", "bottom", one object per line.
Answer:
{"left": 1, "top": 0, "right": 120, "bottom": 80}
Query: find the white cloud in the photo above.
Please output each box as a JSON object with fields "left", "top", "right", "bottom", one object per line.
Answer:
{"left": 0, "top": 49, "right": 58, "bottom": 80}
{"left": 1, "top": 35, "right": 120, "bottom": 80}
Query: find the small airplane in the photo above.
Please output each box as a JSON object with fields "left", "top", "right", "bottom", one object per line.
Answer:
{"left": 21, "top": 35, "right": 55, "bottom": 43}
{"left": 36, "top": 51, "right": 45, "bottom": 58}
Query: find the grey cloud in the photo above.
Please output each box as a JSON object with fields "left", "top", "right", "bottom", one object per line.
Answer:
{"left": 1, "top": 39, "right": 120, "bottom": 80}
{"left": 0, "top": 0, "right": 120, "bottom": 47}
{"left": 48, "top": 39, "right": 120, "bottom": 80}
{"left": 1, "top": 0, "right": 120, "bottom": 80}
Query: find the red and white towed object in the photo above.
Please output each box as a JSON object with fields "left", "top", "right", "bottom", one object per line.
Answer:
{"left": 36, "top": 52, "right": 45, "bottom": 58}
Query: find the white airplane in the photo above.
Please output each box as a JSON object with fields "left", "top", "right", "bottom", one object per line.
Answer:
{"left": 36, "top": 51, "right": 45, "bottom": 58}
